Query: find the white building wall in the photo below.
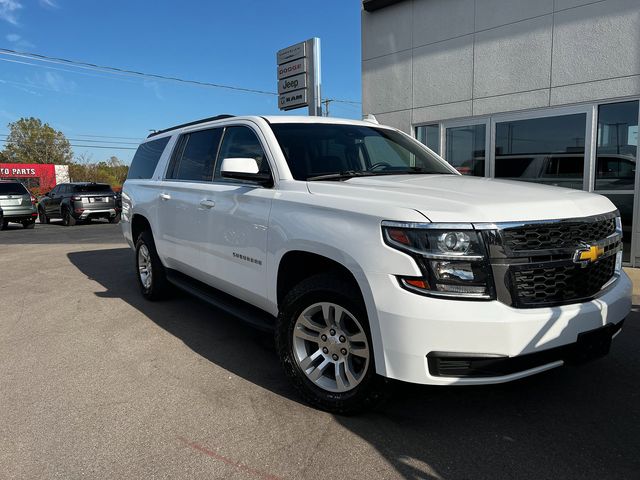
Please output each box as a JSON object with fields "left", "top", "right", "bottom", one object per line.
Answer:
{"left": 362, "top": 0, "right": 640, "bottom": 132}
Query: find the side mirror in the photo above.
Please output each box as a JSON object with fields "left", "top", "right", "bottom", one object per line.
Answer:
{"left": 220, "top": 158, "right": 272, "bottom": 187}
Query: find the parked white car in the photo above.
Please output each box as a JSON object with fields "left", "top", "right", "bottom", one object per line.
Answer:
{"left": 121, "top": 115, "right": 631, "bottom": 413}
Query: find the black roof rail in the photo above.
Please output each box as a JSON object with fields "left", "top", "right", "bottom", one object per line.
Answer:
{"left": 147, "top": 114, "right": 235, "bottom": 138}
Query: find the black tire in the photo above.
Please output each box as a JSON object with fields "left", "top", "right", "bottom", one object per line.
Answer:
{"left": 62, "top": 207, "right": 76, "bottom": 227}
{"left": 22, "top": 221, "right": 35, "bottom": 229}
{"left": 109, "top": 214, "right": 120, "bottom": 224}
{"left": 275, "top": 273, "right": 388, "bottom": 414}
{"left": 38, "top": 208, "right": 50, "bottom": 224}
{"left": 135, "top": 230, "right": 169, "bottom": 300}
{"left": 1, "top": 220, "right": 7, "bottom": 230}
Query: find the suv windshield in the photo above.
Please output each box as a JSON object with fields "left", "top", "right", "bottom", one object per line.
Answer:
{"left": 73, "top": 184, "right": 113, "bottom": 193}
{"left": 0, "top": 182, "right": 28, "bottom": 195}
{"left": 270, "top": 123, "right": 453, "bottom": 180}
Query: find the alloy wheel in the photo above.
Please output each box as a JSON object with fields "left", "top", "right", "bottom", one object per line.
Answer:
{"left": 138, "top": 244, "right": 153, "bottom": 289}
{"left": 292, "top": 302, "right": 370, "bottom": 393}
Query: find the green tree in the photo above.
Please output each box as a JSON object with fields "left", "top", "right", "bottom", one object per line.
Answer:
{"left": 2, "top": 117, "right": 73, "bottom": 164}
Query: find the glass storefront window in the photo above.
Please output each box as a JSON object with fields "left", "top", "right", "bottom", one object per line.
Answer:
{"left": 595, "top": 101, "right": 638, "bottom": 191}
{"left": 416, "top": 124, "right": 440, "bottom": 154}
{"left": 445, "top": 124, "right": 485, "bottom": 176}
{"left": 494, "top": 113, "right": 586, "bottom": 189}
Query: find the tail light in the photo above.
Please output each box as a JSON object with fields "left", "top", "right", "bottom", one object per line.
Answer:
{"left": 30, "top": 196, "right": 37, "bottom": 205}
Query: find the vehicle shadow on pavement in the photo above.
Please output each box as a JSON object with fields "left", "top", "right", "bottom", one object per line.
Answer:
{"left": 68, "top": 248, "right": 640, "bottom": 480}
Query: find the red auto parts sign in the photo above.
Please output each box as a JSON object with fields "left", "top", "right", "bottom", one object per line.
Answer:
{"left": 0, "top": 163, "right": 66, "bottom": 191}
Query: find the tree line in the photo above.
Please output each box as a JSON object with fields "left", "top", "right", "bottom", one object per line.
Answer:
{"left": 1, "top": 117, "right": 130, "bottom": 189}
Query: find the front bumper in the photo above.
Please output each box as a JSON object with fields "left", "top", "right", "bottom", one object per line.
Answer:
{"left": 367, "top": 270, "right": 632, "bottom": 385}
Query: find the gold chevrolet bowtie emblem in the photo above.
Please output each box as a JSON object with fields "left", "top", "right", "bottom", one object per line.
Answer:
{"left": 574, "top": 244, "right": 604, "bottom": 266}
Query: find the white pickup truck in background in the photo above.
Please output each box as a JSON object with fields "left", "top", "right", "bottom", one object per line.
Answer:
{"left": 121, "top": 114, "right": 631, "bottom": 413}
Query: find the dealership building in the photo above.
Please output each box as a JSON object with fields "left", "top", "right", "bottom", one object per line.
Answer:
{"left": 362, "top": 0, "right": 640, "bottom": 265}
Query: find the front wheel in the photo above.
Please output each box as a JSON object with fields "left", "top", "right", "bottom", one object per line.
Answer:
{"left": 276, "top": 274, "right": 388, "bottom": 414}
{"left": 38, "top": 208, "right": 49, "bottom": 224}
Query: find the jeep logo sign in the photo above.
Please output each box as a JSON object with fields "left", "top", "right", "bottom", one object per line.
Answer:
{"left": 278, "top": 73, "right": 307, "bottom": 95}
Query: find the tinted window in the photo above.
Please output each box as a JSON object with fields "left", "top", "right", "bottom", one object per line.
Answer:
{"left": 271, "top": 124, "right": 450, "bottom": 180}
{"left": 445, "top": 124, "right": 485, "bottom": 176}
{"left": 0, "top": 182, "right": 28, "bottom": 195}
{"left": 73, "top": 184, "right": 113, "bottom": 193}
{"left": 595, "top": 101, "right": 638, "bottom": 190}
{"left": 128, "top": 137, "right": 170, "bottom": 180}
{"left": 215, "top": 126, "right": 269, "bottom": 179}
{"left": 416, "top": 124, "right": 440, "bottom": 154}
{"left": 169, "top": 128, "right": 222, "bottom": 181}
{"left": 495, "top": 113, "right": 586, "bottom": 189}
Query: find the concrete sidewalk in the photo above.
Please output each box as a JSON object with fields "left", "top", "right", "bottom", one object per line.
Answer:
{"left": 624, "top": 267, "right": 640, "bottom": 304}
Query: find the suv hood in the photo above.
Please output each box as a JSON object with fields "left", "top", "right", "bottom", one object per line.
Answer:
{"left": 306, "top": 175, "right": 616, "bottom": 223}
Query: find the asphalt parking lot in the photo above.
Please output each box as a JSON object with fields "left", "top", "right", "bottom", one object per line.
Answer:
{"left": 1, "top": 221, "right": 639, "bottom": 479}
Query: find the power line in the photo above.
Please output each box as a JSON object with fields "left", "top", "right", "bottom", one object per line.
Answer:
{"left": 0, "top": 134, "right": 138, "bottom": 145}
{"left": 0, "top": 47, "right": 362, "bottom": 105}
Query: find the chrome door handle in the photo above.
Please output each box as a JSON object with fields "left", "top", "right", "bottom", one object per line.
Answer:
{"left": 199, "top": 199, "right": 216, "bottom": 209}
{"left": 160, "top": 193, "right": 171, "bottom": 201}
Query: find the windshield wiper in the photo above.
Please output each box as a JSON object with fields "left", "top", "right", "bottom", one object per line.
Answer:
{"left": 307, "top": 171, "right": 380, "bottom": 181}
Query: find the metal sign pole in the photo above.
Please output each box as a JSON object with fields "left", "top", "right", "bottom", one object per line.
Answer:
{"left": 307, "top": 38, "right": 321, "bottom": 117}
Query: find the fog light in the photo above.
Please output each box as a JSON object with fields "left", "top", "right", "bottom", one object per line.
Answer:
{"left": 436, "top": 284, "right": 487, "bottom": 295}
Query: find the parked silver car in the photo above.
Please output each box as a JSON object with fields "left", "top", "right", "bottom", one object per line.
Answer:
{"left": 0, "top": 180, "right": 37, "bottom": 229}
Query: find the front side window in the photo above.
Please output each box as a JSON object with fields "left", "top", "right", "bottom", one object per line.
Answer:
{"left": 270, "top": 123, "right": 451, "bottom": 180}
{"left": 214, "top": 126, "right": 269, "bottom": 179}
{"left": 167, "top": 128, "right": 223, "bottom": 182}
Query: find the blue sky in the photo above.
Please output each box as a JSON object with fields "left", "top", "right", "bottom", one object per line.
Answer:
{"left": 0, "top": 0, "right": 362, "bottom": 163}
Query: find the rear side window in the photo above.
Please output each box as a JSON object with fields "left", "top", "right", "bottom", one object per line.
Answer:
{"left": 0, "top": 182, "right": 28, "bottom": 195}
{"left": 73, "top": 184, "right": 113, "bottom": 193}
{"left": 167, "top": 128, "right": 223, "bottom": 182}
{"left": 128, "top": 137, "right": 171, "bottom": 180}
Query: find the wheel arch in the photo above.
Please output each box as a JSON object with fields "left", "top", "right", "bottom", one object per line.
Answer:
{"left": 274, "top": 246, "right": 387, "bottom": 377}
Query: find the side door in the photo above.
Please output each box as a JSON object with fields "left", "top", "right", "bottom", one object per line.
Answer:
{"left": 155, "top": 127, "right": 223, "bottom": 280}
{"left": 46, "top": 185, "right": 63, "bottom": 217}
{"left": 205, "top": 125, "right": 276, "bottom": 309}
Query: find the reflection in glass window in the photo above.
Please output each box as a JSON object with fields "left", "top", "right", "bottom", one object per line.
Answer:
{"left": 169, "top": 128, "right": 222, "bottom": 182}
{"left": 416, "top": 124, "right": 440, "bottom": 154}
{"left": 595, "top": 101, "right": 638, "bottom": 191}
{"left": 215, "top": 126, "right": 269, "bottom": 179}
{"left": 495, "top": 113, "right": 586, "bottom": 189}
{"left": 445, "top": 124, "right": 485, "bottom": 176}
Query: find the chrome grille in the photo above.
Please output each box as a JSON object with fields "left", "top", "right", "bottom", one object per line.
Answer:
{"left": 502, "top": 217, "right": 616, "bottom": 252}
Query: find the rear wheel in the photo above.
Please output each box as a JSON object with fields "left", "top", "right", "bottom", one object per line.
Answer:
{"left": 276, "top": 273, "right": 388, "bottom": 414}
{"left": 38, "top": 208, "right": 49, "bottom": 224}
{"left": 1, "top": 220, "right": 7, "bottom": 230}
{"left": 61, "top": 207, "right": 76, "bottom": 227}
{"left": 135, "top": 230, "right": 169, "bottom": 300}
{"left": 22, "top": 220, "right": 35, "bottom": 229}
{"left": 109, "top": 214, "right": 120, "bottom": 224}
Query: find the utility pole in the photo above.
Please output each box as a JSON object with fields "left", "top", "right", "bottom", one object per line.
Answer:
{"left": 323, "top": 99, "right": 332, "bottom": 117}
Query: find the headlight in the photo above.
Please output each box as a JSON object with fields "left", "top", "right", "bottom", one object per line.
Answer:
{"left": 382, "top": 222, "right": 494, "bottom": 299}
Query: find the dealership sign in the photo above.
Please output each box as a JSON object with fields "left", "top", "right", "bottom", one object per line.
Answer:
{"left": 276, "top": 38, "right": 321, "bottom": 115}
{"left": 0, "top": 163, "right": 69, "bottom": 191}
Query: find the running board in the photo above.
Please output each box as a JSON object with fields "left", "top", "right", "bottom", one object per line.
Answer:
{"left": 165, "top": 269, "right": 276, "bottom": 332}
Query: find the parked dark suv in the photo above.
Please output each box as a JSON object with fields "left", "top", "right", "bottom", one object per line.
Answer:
{"left": 0, "top": 180, "right": 37, "bottom": 229}
{"left": 38, "top": 182, "right": 121, "bottom": 226}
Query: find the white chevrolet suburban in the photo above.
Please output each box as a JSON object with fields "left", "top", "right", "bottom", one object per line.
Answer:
{"left": 121, "top": 114, "right": 632, "bottom": 413}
